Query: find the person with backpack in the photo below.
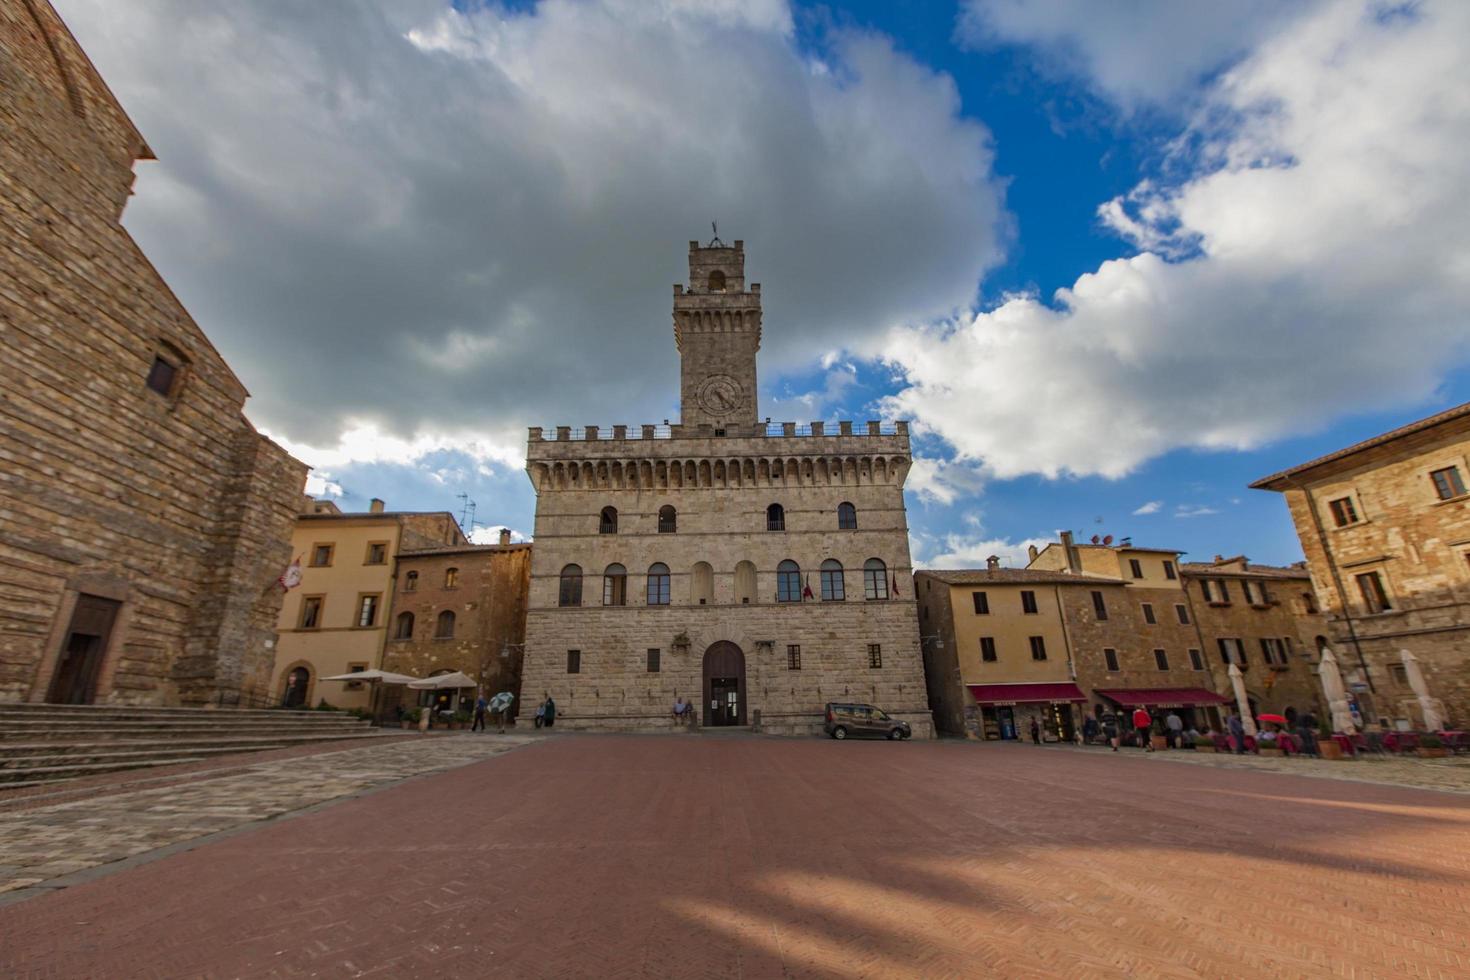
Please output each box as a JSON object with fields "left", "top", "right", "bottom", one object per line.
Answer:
{"left": 1132, "top": 706, "right": 1154, "bottom": 752}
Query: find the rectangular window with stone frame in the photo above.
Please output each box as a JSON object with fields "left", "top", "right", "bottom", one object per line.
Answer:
{"left": 1141, "top": 603, "right": 1156, "bottom": 625}
{"left": 1028, "top": 636, "right": 1046, "bottom": 661}
{"left": 1175, "top": 603, "right": 1190, "bottom": 625}
{"left": 1355, "top": 571, "right": 1391, "bottom": 614}
{"left": 787, "top": 644, "right": 801, "bottom": 670}
{"left": 972, "top": 591, "right": 989, "bottom": 615}
{"left": 567, "top": 649, "right": 581, "bottom": 673}
{"left": 980, "top": 637, "right": 997, "bottom": 662}
{"left": 1188, "top": 648, "right": 1204, "bottom": 670}
{"left": 1153, "top": 649, "right": 1169, "bottom": 671}
{"left": 1021, "top": 590, "right": 1038, "bottom": 614}
{"left": 298, "top": 595, "right": 324, "bottom": 630}
{"left": 1103, "top": 647, "right": 1119, "bottom": 672}
{"left": 867, "top": 644, "right": 882, "bottom": 669}
{"left": 647, "top": 648, "right": 660, "bottom": 672}
{"left": 1091, "top": 591, "right": 1107, "bottom": 620}
{"left": 1430, "top": 465, "right": 1466, "bottom": 501}
{"left": 1328, "top": 495, "right": 1360, "bottom": 527}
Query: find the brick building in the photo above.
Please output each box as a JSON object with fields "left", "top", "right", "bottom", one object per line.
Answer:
{"left": 0, "top": 0, "right": 306, "bottom": 706}
{"left": 271, "top": 499, "right": 465, "bottom": 711}
{"left": 380, "top": 532, "right": 532, "bottom": 719}
{"left": 1181, "top": 556, "right": 1330, "bottom": 723}
{"left": 518, "top": 239, "right": 932, "bottom": 736}
{"left": 1252, "top": 401, "right": 1470, "bottom": 728}
{"left": 918, "top": 535, "right": 1331, "bottom": 739}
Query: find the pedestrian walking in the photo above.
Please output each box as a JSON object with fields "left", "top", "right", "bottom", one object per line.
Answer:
{"left": 1132, "top": 706, "right": 1153, "bottom": 752}
{"left": 1083, "top": 716, "right": 1099, "bottom": 745}
{"left": 1228, "top": 711, "right": 1247, "bottom": 754}
{"left": 1165, "top": 711, "right": 1183, "bottom": 749}
{"left": 472, "top": 694, "right": 489, "bottom": 733}
{"left": 1029, "top": 717, "right": 1041, "bottom": 745}
{"left": 1297, "top": 709, "right": 1319, "bottom": 757}
{"left": 1102, "top": 712, "right": 1119, "bottom": 751}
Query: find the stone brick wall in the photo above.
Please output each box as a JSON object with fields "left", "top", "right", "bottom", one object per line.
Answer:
{"left": 381, "top": 544, "right": 531, "bottom": 716}
{"left": 0, "top": 0, "right": 305, "bottom": 705}
{"left": 520, "top": 429, "right": 930, "bottom": 737}
{"left": 1261, "top": 412, "right": 1470, "bottom": 726}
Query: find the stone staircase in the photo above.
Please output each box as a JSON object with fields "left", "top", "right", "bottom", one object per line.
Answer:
{"left": 0, "top": 703, "right": 389, "bottom": 788}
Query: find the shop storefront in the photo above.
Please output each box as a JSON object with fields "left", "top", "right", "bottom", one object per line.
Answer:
{"left": 1093, "top": 687, "right": 1231, "bottom": 740}
{"left": 967, "top": 683, "right": 1087, "bottom": 741}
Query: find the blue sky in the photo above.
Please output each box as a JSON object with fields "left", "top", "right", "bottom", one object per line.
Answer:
{"left": 58, "top": 0, "right": 1470, "bottom": 568}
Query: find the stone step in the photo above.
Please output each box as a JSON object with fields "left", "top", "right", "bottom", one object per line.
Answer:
{"left": 0, "top": 732, "right": 388, "bottom": 762}
{"left": 0, "top": 701, "right": 342, "bottom": 716}
{"left": 0, "top": 757, "right": 210, "bottom": 784}
{"left": 0, "top": 722, "right": 372, "bottom": 741}
{"left": 0, "top": 743, "right": 295, "bottom": 772}
{"left": 0, "top": 707, "right": 369, "bottom": 724}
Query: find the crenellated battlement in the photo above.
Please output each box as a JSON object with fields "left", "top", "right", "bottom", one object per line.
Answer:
{"left": 528, "top": 420, "right": 905, "bottom": 442}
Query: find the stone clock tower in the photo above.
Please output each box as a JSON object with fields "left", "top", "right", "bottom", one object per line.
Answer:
{"left": 674, "top": 239, "right": 761, "bottom": 429}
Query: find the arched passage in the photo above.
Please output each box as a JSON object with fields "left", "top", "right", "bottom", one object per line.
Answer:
{"left": 703, "top": 641, "right": 746, "bottom": 727}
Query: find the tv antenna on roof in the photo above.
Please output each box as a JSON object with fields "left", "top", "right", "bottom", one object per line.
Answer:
{"left": 708, "top": 220, "right": 725, "bottom": 248}
{"left": 456, "top": 492, "right": 476, "bottom": 533}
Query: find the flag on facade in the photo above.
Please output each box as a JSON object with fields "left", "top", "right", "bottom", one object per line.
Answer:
{"left": 277, "top": 555, "right": 303, "bottom": 591}
{"left": 891, "top": 573, "right": 901, "bottom": 596}
{"left": 802, "top": 574, "right": 813, "bottom": 600}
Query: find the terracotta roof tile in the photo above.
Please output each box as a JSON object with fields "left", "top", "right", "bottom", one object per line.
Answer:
{"left": 915, "top": 568, "right": 1127, "bottom": 586}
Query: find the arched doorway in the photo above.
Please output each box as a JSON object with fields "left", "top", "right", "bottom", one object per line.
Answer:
{"left": 703, "top": 641, "right": 746, "bottom": 727}
{"left": 282, "top": 666, "right": 310, "bottom": 708}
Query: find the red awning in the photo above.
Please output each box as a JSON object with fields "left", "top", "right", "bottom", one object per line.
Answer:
{"left": 1095, "top": 688, "right": 1230, "bottom": 708}
{"left": 968, "top": 683, "right": 1087, "bottom": 705}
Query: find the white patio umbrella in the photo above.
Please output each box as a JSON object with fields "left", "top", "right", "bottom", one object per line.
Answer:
{"left": 1318, "top": 647, "right": 1358, "bottom": 733}
{"left": 1227, "top": 662, "right": 1257, "bottom": 736}
{"left": 318, "top": 670, "right": 421, "bottom": 722}
{"left": 406, "top": 671, "right": 476, "bottom": 690}
{"left": 1400, "top": 649, "right": 1444, "bottom": 731}
{"left": 320, "top": 670, "right": 420, "bottom": 684}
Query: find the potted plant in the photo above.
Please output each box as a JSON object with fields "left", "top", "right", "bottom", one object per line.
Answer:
{"left": 1418, "top": 734, "right": 1449, "bottom": 758}
{"left": 1256, "top": 734, "right": 1284, "bottom": 757}
{"left": 453, "top": 709, "right": 473, "bottom": 730}
{"left": 402, "top": 708, "right": 420, "bottom": 730}
{"left": 1193, "top": 734, "right": 1216, "bottom": 753}
{"left": 1150, "top": 731, "right": 1169, "bottom": 751}
{"left": 1318, "top": 738, "right": 1344, "bottom": 760}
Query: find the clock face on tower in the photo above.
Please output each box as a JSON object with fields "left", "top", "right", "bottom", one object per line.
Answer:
{"left": 696, "top": 375, "right": 743, "bottom": 416}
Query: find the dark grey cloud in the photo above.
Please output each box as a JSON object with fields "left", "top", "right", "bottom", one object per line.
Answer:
{"left": 57, "top": 0, "right": 1006, "bottom": 458}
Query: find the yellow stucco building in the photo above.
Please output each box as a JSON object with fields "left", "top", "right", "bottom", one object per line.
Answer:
{"left": 270, "top": 498, "right": 465, "bottom": 710}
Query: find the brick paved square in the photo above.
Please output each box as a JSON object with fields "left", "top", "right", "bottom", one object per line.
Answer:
{"left": 3, "top": 737, "right": 1470, "bottom": 978}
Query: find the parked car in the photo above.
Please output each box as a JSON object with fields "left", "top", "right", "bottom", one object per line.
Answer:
{"left": 824, "top": 702, "right": 911, "bottom": 740}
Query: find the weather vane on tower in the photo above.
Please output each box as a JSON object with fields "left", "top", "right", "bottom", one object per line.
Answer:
{"left": 708, "top": 220, "right": 724, "bottom": 248}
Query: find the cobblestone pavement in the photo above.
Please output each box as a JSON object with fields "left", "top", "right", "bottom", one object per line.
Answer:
{"left": 1142, "top": 744, "right": 1470, "bottom": 793}
{"left": 4, "top": 736, "right": 1470, "bottom": 978}
{"left": 0, "top": 734, "right": 533, "bottom": 895}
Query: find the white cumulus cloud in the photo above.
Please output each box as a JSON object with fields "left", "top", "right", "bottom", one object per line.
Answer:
{"left": 885, "top": 0, "right": 1470, "bottom": 480}
{"left": 1132, "top": 500, "right": 1163, "bottom": 515}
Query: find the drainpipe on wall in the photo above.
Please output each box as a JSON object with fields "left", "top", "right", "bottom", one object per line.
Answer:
{"left": 1294, "top": 478, "right": 1375, "bottom": 694}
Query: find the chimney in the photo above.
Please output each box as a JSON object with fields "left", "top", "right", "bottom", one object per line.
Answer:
{"left": 499, "top": 529, "right": 511, "bottom": 546}
{"left": 986, "top": 555, "right": 1000, "bottom": 571}
{"left": 369, "top": 498, "right": 385, "bottom": 514}
{"left": 1059, "top": 531, "right": 1081, "bottom": 574}
{"left": 1213, "top": 554, "right": 1223, "bottom": 563}
{"left": 1026, "top": 544, "right": 1039, "bottom": 565}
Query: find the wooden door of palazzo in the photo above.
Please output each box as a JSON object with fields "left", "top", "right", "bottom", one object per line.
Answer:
{"left": 46, "top": 594, "right": 121, "bottom": 704}
{"left": 702, "top": 641, "right": 746, "bottom": 727}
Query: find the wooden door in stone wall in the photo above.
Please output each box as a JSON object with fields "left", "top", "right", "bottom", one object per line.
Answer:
{"left": 702, "top": 641, "right": 746, "bottom": 726}
{"left": 46, "top": 594, "right": 121, "bottom": 704}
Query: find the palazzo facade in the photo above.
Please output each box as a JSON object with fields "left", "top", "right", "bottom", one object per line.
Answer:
{"left": 518, "top": 240, "right": 933, "bottom": 736}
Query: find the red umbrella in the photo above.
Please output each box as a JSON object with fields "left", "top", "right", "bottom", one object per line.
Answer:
{"left": 1258, "top": 713, "right": 1288, "bottom": 724}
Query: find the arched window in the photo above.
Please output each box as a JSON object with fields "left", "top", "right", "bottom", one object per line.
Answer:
{"left": 692, "top": 561, "right": 714, "bottom": 604}
{"left": 435, "top": 610, "right": 455, "bottom": 638}
{"left": 864, "top": 558, "right": 889, "bottom": 600}
{"left": 603, "top": 563, "right": 627, "bottom": 606}
{"left": 777, "top": 560, "right": 802, "bottom": 603}
{"left": 647, "top": 563, "right": 671, "bottom": 605}
{"left": 658, "top": 505, "right": 677, "bottom": 533}
{"left": 838, "top": 502, "right": 857, "bottom": 529}
{"left": 559, "top": 564, "right": 583, "bottom": 607}
{"left": 766, "top": 503, "right": 785, "bottom": 531}
{"left": 708, "top": 269, "right": 726, "bottom": 292}
{"left": 599, "top": 506, "right": 618, "bottom": 534}
{"left": 394, "top": 611, "right": 414, "bottom": 640}
{"left": 820, "top": 559, "right": 845, "bottom": 601}
{"left": 445, "top": 567, "right": 459, "bottom": 589}
{"left": 734, "top": 560, "right": 757, "bottom": 605}
{"left": 404, "top": 571, "right": 418, "bottom": 592}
